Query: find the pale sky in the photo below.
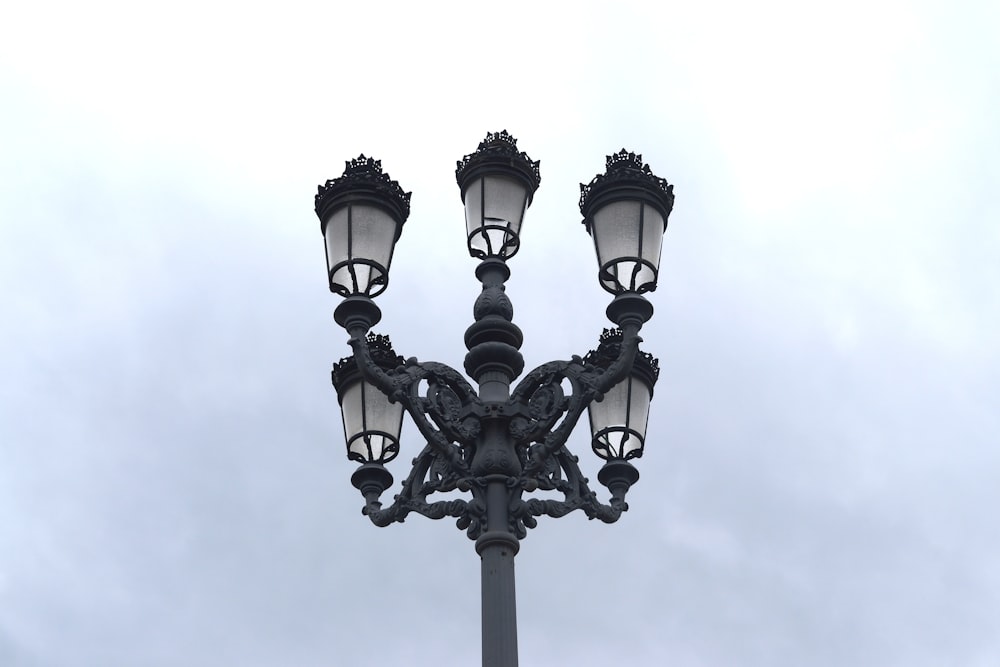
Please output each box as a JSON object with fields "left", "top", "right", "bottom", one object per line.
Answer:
{"left": 1, "top": 1, "right": 998, "bottom": 665}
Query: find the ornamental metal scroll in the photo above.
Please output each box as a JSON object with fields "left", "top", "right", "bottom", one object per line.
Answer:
{"left": 508, "top": 323, "right": 642, "bottom": 473}
{"left": 360, "top": 444, "right": 488, "bottom": 540}
{"left": 347, "top": 336, "right": 482, "bottom": 475}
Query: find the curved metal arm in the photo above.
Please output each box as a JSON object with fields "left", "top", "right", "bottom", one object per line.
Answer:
{"left": 360, "top": 445, "right": 488, "bottom": 539}
{"left": 510, "top": 445, "right": 627, "bottom": 538}
{"left": 510, "top": 322, "right": 642, "bottom": 475}
{"left": 347, "top": 335, "right": 483, "bottom": 476}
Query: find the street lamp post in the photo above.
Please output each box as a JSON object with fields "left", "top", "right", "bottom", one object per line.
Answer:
{"left": 315, "top": 131, "right": 674, "bottom": 667}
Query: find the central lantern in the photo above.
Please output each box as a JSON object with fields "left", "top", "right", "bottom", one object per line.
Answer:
{"left": 455, "top": 130, "right": 541, "bottom": 260}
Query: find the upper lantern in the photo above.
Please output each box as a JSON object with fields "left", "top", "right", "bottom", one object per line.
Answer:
{"left": 455, "top": 131, "right": 540, "bottom": 260}
{"left": 315, "top": 156, "right": 411, "bottom": 298}
{"left": 579, "top": 150, "right": 674, "bottom": 295}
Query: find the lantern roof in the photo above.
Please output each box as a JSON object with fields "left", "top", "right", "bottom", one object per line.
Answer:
{"left": 455, "top": 130, "right": 541, "bottom": 197}
{"left": 331, "top": 333, "right": 403, "bottom": 395}
{"left": 579, "top": 149, "right": 674, "bottom": 228}
{"left": 315, "top": 155, "right": 412, "bottom": 224}
{"left": 583, "top": 328, "right": 660, "bottom": 390}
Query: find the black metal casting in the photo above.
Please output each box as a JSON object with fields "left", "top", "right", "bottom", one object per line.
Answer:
{"left": 316, "top": 132, "right": 672, "bottom": 667}
{"left": 316, "top": 155, "right": 412, "bottom": 225}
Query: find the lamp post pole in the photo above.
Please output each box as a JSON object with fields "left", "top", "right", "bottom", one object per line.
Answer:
{"left": 316, "top": 132, "right": 673, "bottom": 667}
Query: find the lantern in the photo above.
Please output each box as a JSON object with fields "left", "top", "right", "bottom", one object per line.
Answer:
{"left": 316, "top": 155, "right": 411, "bottom": 298}
{"left": 455, "top": 130, "right": 540, "bottom": 260}
{"left": 584, "top": 328, "right": 660, "bottom": 461}
{"left": 331, "top": 333, "right": 405, "bottom": 464}
{"left": 580, "top": 149, "right": 674, "bottom": 294}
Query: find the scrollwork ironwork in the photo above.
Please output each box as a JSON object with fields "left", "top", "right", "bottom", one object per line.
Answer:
{"left": 315, "top": 154, "right": 412, "bottom": 220}
{"left": 509, "top": 444, "right": 627, "bottom": 539}
{"left": 343, "top": 317, "right": 644, "bottom": 540}
{"left": 508, "top": 323, "right": 642, "bottom": 473}
{"left": 360, "top": 444, "right": 489, "bottom": 539}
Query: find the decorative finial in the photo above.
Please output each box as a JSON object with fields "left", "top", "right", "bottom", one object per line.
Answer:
{"left": 578, "top": 149, "right": 674, "bottom": 220}
{"left": 605, "top": 149, "right": 646, "bottom": 172}
{"left": 455, "top": 130, "right": 541, "bottom": 190}
{"left": 331, "top": 333, "right": 404, "bottom": 390}
{"left": 315, "top": 155, "right": 412, "bottom": 220}
{"left": 583, "top": 328, "right": 660, "bottom": 384}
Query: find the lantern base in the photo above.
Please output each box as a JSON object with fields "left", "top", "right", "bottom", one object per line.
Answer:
{"left": 335, "top": 296, "right": 383, "bottom": 334}
{"left": 606, "top": 292, "right": 653, "bottom": 327}
{"left": 351, "top": 462, "right": 394, "bottom": 502}
{"left": 597, "top": 460, "right": 640, "bottom": 502}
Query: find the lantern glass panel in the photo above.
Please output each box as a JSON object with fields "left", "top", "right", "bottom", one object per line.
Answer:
{"left": 464, "top": 175, "right": 529, "bottom": 258}
{"left": 339, "top": 380, "right": 403, "bottom": 464}
{"left": 588, "top": 375, "right": 653, "bottom": 460}
{"left": 324, "top": 204, "right": 400, "bottom": 297}
{"left": 591, "top": 201, "right": 664, "bottom": 294}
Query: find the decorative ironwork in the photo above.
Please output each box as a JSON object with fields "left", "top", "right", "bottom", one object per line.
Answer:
{"left": 579, "top": 148, "right": 674, "bottom": 223}
{"left": 332, "top": 333, "right": 403, "bottom": 384}
{"left": 455, "top": 130, "right": 542, "bottom": 188}
{"left": 583, "top": 328, "right": 660, "bottom": 385}
{"left": 315, "top": 154, "right": 412, "bottom": 221}
{"left": 358, "top": 444, "right": 489, "bottom": 539}
{"left": 339, "top": 307, "right": 645, "bottom": 538}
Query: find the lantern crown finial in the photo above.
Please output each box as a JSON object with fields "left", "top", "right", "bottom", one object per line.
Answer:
{"left": 579, "top": 149, "right": 674, "bottom": 219}
{"left": 315, "top": 154, "right": 412, "bottom": 221}
{"left": 480, "top": 130, "right": 518, "bottom": 151}
{"left": 606, "top": 148, "right": 646, "bottom": 172}
{"left": 455, "top": 130, "right": 541, "bottom": 192}
{"left": 584, "top": 327, "right": 660, "bottom": 388}
{"left": 332, "top": 333, "right": 403, "bottom": 391}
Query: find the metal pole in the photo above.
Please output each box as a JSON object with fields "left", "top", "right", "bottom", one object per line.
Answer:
{"left": 477, "top": 481, "right": 520, "bottom": 667}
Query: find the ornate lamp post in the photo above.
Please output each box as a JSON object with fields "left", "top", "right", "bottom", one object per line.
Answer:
{"left": 315, "top": 131, "right": 674, "bottom": 667}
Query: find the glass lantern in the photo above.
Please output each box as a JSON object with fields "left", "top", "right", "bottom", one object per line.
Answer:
{"left": 315, "top": 155, "right": 411, "bottom": 298}
{"left": 331, "top": 333, "right": 405, "bottom": 464}
{"left": 584, "top": 328, "right": 660, "bottom": 460}
{"left": 580, "top": 150, "right": 674, "bottom": 294}
{"left": 455, "top": 130, "right": 540, "bottom": 260}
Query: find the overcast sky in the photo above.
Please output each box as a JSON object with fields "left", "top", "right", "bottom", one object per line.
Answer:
{"left": 1, "top": 1, "right": 998, "bottom": 665}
